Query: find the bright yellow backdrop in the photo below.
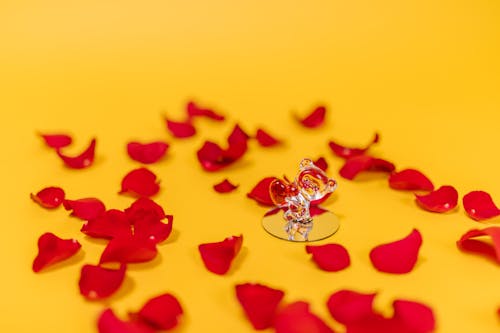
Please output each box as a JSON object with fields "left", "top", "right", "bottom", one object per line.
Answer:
{"left": 1, "top": 0, "right": 500, "bottom": 332}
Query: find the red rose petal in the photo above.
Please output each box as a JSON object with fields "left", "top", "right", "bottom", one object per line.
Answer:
{"left": 98, "top": 309, "right": 155, "bottom": 333}
{"left": 463, "top": 191, "right": 500, "bottom": 221}
{"left": 56, "top": 138, "right": 96, "bottom": 169}
{"left": 392, "top": 300, "right": 436, "bottom": 333}
{"left": 30, "top": 186, "right": 65, "bottom": 209}
{"left": 187, "top": 101, "right": 224, "bottom": 121}
{"left": 226, "top": 124, "right": 249, "bottom": 159}
{"left": 198, "top": 235, "right": 243, "bottom": 275}
{"left": 256, "top": 128, "right": 281, "bottom": 147}
{"left": 310, "top": 205, "right": 328, "bottom": 216}
{"left": 134, "top": 214, "right": 173, "bottom": 244}
{"left": 314, "top": 157, "right": 328, "bottom": 172}
{"left": 81, "top": 209, "right": 132, "bottom": 239}
{"left": 389, "top": 169, "right": 434, "bottom": 191}
{"left": 247, "top": 177, "right": 277, "bottom": 206}
{"left": 369, "top": 229, "right": 422, "bottom": 274}
{"left": 274, "top": 301, "right": 335, "bottom": 333}
{"left": 296, "top": 106, "right": 327, "bottom": 128}
{"left": 339, "top": 155, "right": 395, "bottom": 180}
{"left": 306, "top": 243, "right": 350, "bottom": 272}
{"left": 136, "top": 293, "right": 183, "bottom": 330}
{"left": 125, "top": 197, "right": 166, "bottom": 223}
{"left": 213, "top": 179, "right": 238, "bottom": 193}
{"left": 120, "top": 167, "right": 160, "bottom": 197}
{"left": 100, "top": 235, "right": 158, "bottom": 264}
{"left": 329, "top": 133, "right": 379, "bottom": 159}
{"left": 39, "top": 133, "right": 72, "bottom": 149}
{"left": 127, "top": 141, "right": 169, "bottom": 164}
{"left": 457, "top": 227, "right": 500, "bottom": 264}
{"left": 235, "top": 283, "right": 285, "bottom": 330}
{"left": 326, "top": 289, "right": 378, "bottom": 325}
{"left": 63, "top": 197, "right": 106, "bottom": 220}
{"left": 415, "top": 185, "right": 458, "bottom": 213}
{"left": 32, "top": 233, "right": 81, "bottom": 272}
{"left": 79, "top": 264, "right": 126, "bottom": 300}
{"left": 165, "top": 119, "right": 196, "bottom": 138}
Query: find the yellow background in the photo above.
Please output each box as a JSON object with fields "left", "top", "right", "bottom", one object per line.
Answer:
{"left": 1, "top": 0, "right": 500, "bottom": 332}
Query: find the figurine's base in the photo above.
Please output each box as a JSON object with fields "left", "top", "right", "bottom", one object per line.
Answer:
{"left": 262, "top": 211, "right": 340, "bottom": 242}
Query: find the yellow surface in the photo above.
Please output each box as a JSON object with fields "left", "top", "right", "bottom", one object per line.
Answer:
{"left": 1, "top": 1, "right": 500, "bottom": 332}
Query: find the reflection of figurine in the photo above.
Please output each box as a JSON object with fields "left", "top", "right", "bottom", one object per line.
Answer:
{"left": 269, "top": 159, "right": 337, "bottom": 241}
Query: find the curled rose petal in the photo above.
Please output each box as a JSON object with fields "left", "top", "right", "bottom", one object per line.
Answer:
{"left": 255, "top": 128, "right": 281, "bottom": 147}
{"left": 306, "top": 243, "right": 350, "bottom": 272}
{"left": 339, "top": 155, "right": 395, "bottom": 180}
{"left": 81, "top": 209, "right": 132, "bottom": 239}
{"left": 98, "top": 309, "right": 155, "bottom": 333}
{"left": 314, "top": 157, "right": 328, "bottom": 172}
{"left": 39, "top": 133, "right": 72, "bottom": 149}
{"left": 187, "top": 101, "right": 224, "bottom": 121}
{"left": 127, "top": 141, "right": 169, "bottom": 164}
{"left": 369, "top": 229, "right": 422, "bottom": 274}
{"left": 389, "top": 169, "right": 434, "bottom": 192}
{"left": 213, "top": 179, "right": 238, "bottom": 193}
{"left": 326, "top": 289, "right": 378, "bottom": 324}
{"left": 30, "top": 186, "right": 65, "bottom": 209}
{"left": 100, "top": 235, "right": 158, "bottom": 264}
{"left": 125, "top": 197, "right": 166, "bottom": 223}
{"left": 120, "top": 168, "right": 160, "bottom": 197}
{"left": 457, "top": 227, "right": 500, "bottom": 264}
{"left": 392, "top": 300, "right": 436, "bottom": 333}
{"left": 79, "top": 264, "right": 126, "bottom": 300}
{"left": 32, "top": 233, "right": 81, "bottom": 272}
{"left": 415, "top": 185, "right": 458, "bottom": 213}
{"left": 463, "top": 191, "right": 500, "bottom": 221}
{"left": 56, "top": 138, "right": 96, "bottom": 169}
{"left": 226, "top": 124, "right": 249, "bottom": 159}
{"left": 134, "top": 215, "right": 173, "bottom": 244}
{"left": 64, "top": 197, "right": 106, "bottom": 220}
{"left": 135, "top": 293, "right": 183, "bottom": 330}
{"left": 198, "top": 235, "right": 243, "bottom": 275}
{"left": 274, "top": 301, "right": 334, "bottom": 333}
{"left": 329, "top": 133, "right": 379, "bottom": 159}
{"left": 165, "top": 119, "right": 196, "bottom": 138}
{"left": 247, "top": 177, "right": 277, "bottom": 206}
{"left": 235, "top": 283, "right": 285, "bottom": 330}
{"left": 296, "top": 106, "right": 327, "bottom": 128}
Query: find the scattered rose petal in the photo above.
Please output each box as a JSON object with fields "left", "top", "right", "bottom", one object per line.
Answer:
{"left": 339, "top": 155, "right": 395, "bottom": 180}
{"left": 457, "top": 227, "right": 500, "bottom": 264}
{"left": 415, "top": 185, "right": 458, "bottom": 213}
{"left": 329, "top": 133, "right": 379, "bottom": 159}
{"left": 127, "top": 141, "right": 169, "bottom": 164}
{"left": 463, "top": 191, "right": 500, "bottom": 221}
{"left": 187, "top": 101, "right": 224, "bottom": 121}
{"left": 39, "top": 133, "right": 72, "bottom": 149}
{"left": 235, "top": 283, "right": 285, "bottom": 330}
{"left": 296, "top": 106, "right": 327, "bottom": 128}
{"left": 198, "top": 235, "right": 243, "bottom": 275}
{"left": 32, "top": 233, "right": 81, "bottom": 272}
{"left": 247, "top": 177, "right": 277, "bottom": 206}
{"left": 326, "top": 289, "right": 378, "bottom": 325}
{"left": 226, "top": 124, "right": 249, "bottom": 158}
{"left": 314, "top": 157, "right": 328, "bottom": 171}
{"left": 214, "top": 179, "right": 238, "bottom": 193}
{"left": 134, "top": 214, "right": 173, "bottom": 244}
{"left": 310, "top": 205, "right": 328, "bottom": 216}
{"left": 369, "top": 229, "right": 422, "bottom": 274}
{"left": 389, "top": 169, "right": 434, "bottom": 192}
{"left": 63, "top": 197, "right": 106, "bottom": 220}
{"left": 274, "top": 301, "right": 334, "bottom": 333}
{"left": 306, "top": 243, "right": 350, "bottom": 272}
{"left": 165, "top": 119, "right": 196, "bottom": 138}
{"left": 79, "top": 264, "right": 126, "bottom": 300}
{"left": 98, "top": 309, "right": 155, "bottom": 333}
{"left": 81, "top": 209, "right": 132, "bottom": 239}
{"left": 30, "top": 186, "right": 65, "bottom": 209}
{"left": 125, "top": 197, "right": 166, "bottom": 223}
{"left": 100, "top": 235, "right": 158, "bottom": 264}
{"left": 120, "top": 168, "right": 160, "bottom": 197}
{"left": 256, "top": 129, "right": 281, "bottom": 147}
{"left": 135, "top": 293, "right": 183, "bottom": 330}
{"left": 392, "top": 300, "right": 436, "bottom": 333}
{"left": 56, "top": 138, "right": 96, "bottom": 169}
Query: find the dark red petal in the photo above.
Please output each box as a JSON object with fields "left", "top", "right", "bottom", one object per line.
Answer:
{"left": 98, "top": 309, "right": 155, "bottom": 333}
{"left": 214, "top": 179, "right": 238, "bottom": 193}
{"left": 56, "top": 138, "right": 96, "bottom": 169}
{"left": 226, "top": 124, "right": 249, "bottom": 160}
{"left": 369, "top": 229, "right": 422, "bottom": 274}
{"left": 463, "top": 191, "right": 500, "bottom": 221}
{"left": 136, "top": 293, "right": 183, "bottom": 330}
{"left": 310, "top": 205, "right": 328, "bottom": 217}
{"left": 235, "top": 283, "right": 285, "bottom": 330}
{"left": 326, "top": 289, "right": 378, "bottom": 325}
{"left": 306, "top": 243, "right": 350, "bottom": 272}
{"left": 457, "top": 227, "right": 500, "bottom": 264}
{"left": 196, "top": 141, "right": 228, "bottom": 171}
{"left": 296, "top": 106, "right": 327, "bottom": 128}
{"left": 30, "top": 186, "right": 65, "bottom": 209}
{"left": 187, "top": 101, "right": 224, "bottom": 121}
{"left": 32, "top": 233, "right": 81, "bottom": 272}
{"left": 339, "top": 155, "right": 395, "bottom": 180}
{"left": 247, "top": 177, "right": 277, "bottom": 206}
{"left": 274, "top": 301, "right": 335, "bottom": 333}
{"left": 389, "top": 169, "right": 434, "bottom": 191}
{"left": 165, "top": 119, "right": 196, "bottom": 138}
{"left": 100, "top": 235, "right": 158, "bottom": 264}
{"left": 256, "top": 128, "right": 281, "bottom": 147}
{"left": 314, "top": 157, "right": 328, "bottom": 172}
{"left": 79, "top": 264, "right": 126, "bottom": 300}
{"left": 415, "top": 185, "right": 458, "bottom": 213}
{"left": 264, "top": 207, "right": 282, "bottom": 217}
{"left": 127, "top": 141, "right": 169, "bottom": 164}
{"left": 120, "top": 168, "right": 160, "bottom": 197}
{"left": 134, "top": 215, "right": 173, "bottom": 244}
{"left": 81, "top": 209, "right": 132, "bottom": 239}
{"left": 392, "top": 300, "right": 436, "bottom": 333}
{"left": 63, "top": 197, "right": 106, "bottom": 220}
{"left": 39, "top": 133, "right": 72, "bottom": 149}
{"left": 124, "top": 197, "right": 166, "bottom": 223}
{"left": 328, "top": 133, "right": 379, "bottom": 159}
{"left": 198, "top": 235, "right": 243, "bottom": 275}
